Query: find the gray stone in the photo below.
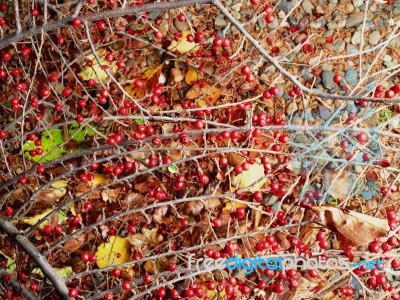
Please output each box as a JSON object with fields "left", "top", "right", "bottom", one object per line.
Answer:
{"left": 310, "top": 17, "right": 326, "bottom": 29}
{"left": 348, "top": 44, "right": 358, "bottom": 54}
{"left": 301, "top": 71, "right": 313, "bottom": 81}
{"left": 319, "top": 106, "right": 332, "bottom": 120}
{"left": 368, "top": 31, "right": 381, "bottom": 45}
{"left": 174, "top": 19, "right": 189, "bottom": 32}
{"left": 304, "top": 109, "right": 315, "bottom": 122}
{"left": 351, "top": 31, "right": 362, "bottom": 45}
{"left": 278, "top": 0, "right": 294, "bottom": 12}
{"left": 288, "top": 17, "right": 297, "bottom": 26}
{"left": 346, "top": 103, "right": 357, "bottom": 113}
{"left": 345, "top": 12, "right": 364, "bottom": 28}
{"left": 302, "top": 0, "right": 315, "bottom": 14}
{"left": 390, "top": 36, "right": 400, "bottom": 47}
{"left": 214, "top": 16, "right": 227, "bottom": 29}
{"left": 345, "top": 68, "right": 358, "bottom": 85}
{"left": 286, "top": 101, "right": 298, "bottom": 115}
{"left": 333, "top": 39, "right": 345, "bottom": 53}
{"left": 352, "top": 0, "right": 363, "bottom": 7}
{"left": 294, "top": 33, "right": 308, "bottom": 44}
{"left": 328, "top": 0, "right": 338, "bottom": 11}
{"left": 298, "top": 17, "right": 309, "bottom": 30}
{"left": 322, "top": 64, "right": 334, "bottom": 71}
{"left": 383, "top": 55, "right": 392, "bottom": 62}
{"left": 267, "top": 18, "right": 279, "bottom": 29}
{"left": 295, "top": 134, "right": 308, "bottom": 143}
{"left": 283, "top": 92, "right": 291, "bottom": 101}
{"left": 148, "top": 10, "right": 161, "bottom": 20}
{"left": 384, "top": 61, "right": 398, "bottom": 68}
{"left": 321, "top": 70, "right": 335, "bottom": 89}
{"left": 361, "top": 191, "right": 373, "bottom": 201}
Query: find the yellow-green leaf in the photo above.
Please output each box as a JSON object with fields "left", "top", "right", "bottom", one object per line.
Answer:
{"left": 0, "top": 250, "right": 15, "bottom": 272}
{"left": 185, "top": 68, "right": 203, "bottom": 85}
{"left": 95, "top": 236, "right": 131, "bottom": 268}
{"left": 167, "top": 31, "right": 199, "bottom": 54}
{"left": 32, "top": 266, "right": 73, "bottom": 278}
{"left": 231, "top": 162, "right": 267, "bottom": 192}
{"left": 78, "top": 50, "right": 117, "bottom": 83}
{"left": 16, "top": 209, "right": 52, "bottom": 229}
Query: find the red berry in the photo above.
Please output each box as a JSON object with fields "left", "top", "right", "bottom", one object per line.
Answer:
{"left": 308, "top": 269, "right": 318, "bottom": 278}
{"left": 386, "top": 89, "right": 395, "bottom": 98}
{"left": 198, "top": 174, "right": 210, "bottom": 185}
{"left": 19, "top": 177, "right": 27, "bottom": 185}
{"left": 157, "top": 287, "right": 166, "bottom": 298}
{"left": 392, "top": 83, "right": 400, "bottom": 94}
{"left": 2, "top": 52, "right": 11, "bottom": 62}
{"left": 265, "top": 13, "right": 274, "bottom": 23}
{"left": 154, "top": 31, "right": 163, "bottom": 40}
{"left": 194, "top": 119, "right": 204, "bottom": 129}
{"left": 264, "top": 4, "right": 273, "bottom": 13}
{"left": 177, "top": 13, "right": 186, "bottom": 22}
{"left": 212, "top": 218, "right": 222, "bottom": 227}
{"left": 31, "top": 8, "right": 39, "bottom": 16}
{"left": 144, "top": 273, "right": 153, "bottom": 284}
{"left": 122, "top": 281, "right": 131, "bottom": 291}
{"left": 72, "top": 18, "right": 82, "bottom": 28}
{"left": 76, "top": 115, "right": 84, "bottom": 123}
{"left": 269, "top": 86, "right": 279, "bottom": 96}
{"left": 333, "top": 74, "right": 341, "bottom": 83}
{"left": 357, "top": 132, "right": 369, "bottom": 143}
{"left": 69, "top": 288, "right": 78, "bottom": 298}
{"left": 195, "top": 32, "right": 204, "bottom": 43}
{"left": 97, "top": 20, "right": 106, "bottom": 30}
{"left": 241, "top": 65, "right": 251, "bottom": 75}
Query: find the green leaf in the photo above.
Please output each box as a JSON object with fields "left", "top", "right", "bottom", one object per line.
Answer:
{"left": 327, "top": 196, "right": 338, "bottom": 206}
{"left": 0, "top": 250, "right": 16, "bottom": 272}
{"left": 68, "top": 122, "right": 96, "bottom": 143}
{"left": 134, "top": 114, "right": 145, "bottom": 125}
{"left": 168, "top": 165, "right": 179, "bottom": 173}
{"left": 23, "top": 129, "right": 68, "bottom": 163}
{"left": 379, "top": 109, "right": 394, "bottom": 123}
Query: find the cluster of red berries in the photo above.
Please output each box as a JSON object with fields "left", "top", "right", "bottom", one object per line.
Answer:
{"left": 102, "top": 160, "right": 140, "bottom": 176}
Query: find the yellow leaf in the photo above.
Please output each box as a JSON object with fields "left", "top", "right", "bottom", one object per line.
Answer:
{"left": 78, "top": 49, "right": 117, "bottom": 83}
{"left": 185, "top": 82, "right": 221, "bottom": 104}
{"left": 16, "top": 209, "right": 52, "bottom": 229}
{"left": 185, "top": 68, "right": 203, "bottom": 85}
{"left": 231, "top": 162, "right": 267, "bottom": 192}
{"left": 95, "top": 236, "right": 131, "bottom": 268}
{"left": 144, "top": 260, "right": 158, "bottom": 274}
{"left": 50, "top": 179, "right": 68, "bottom": 191}
{"left": 167, "top": 31, "right": 199, "bottom": 54}
{"left": 125, "top": 67, "right": 162, "bottom": 98}
{"left": 222, "top": 199, "right": 247, "bottom": 212}
{"left": 92, "top": 174, "right": 110, "bottom": 187}
{"left": 32, "top": 266, "right": 73, "bottom": 278}
{"left": 200, "top": 283, "right": 227, "bottom": 299}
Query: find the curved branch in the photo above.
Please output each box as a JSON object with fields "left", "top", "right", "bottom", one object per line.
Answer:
{"left": 0, "top": 0, "right": 212, "bottom": 50}
{"left": 0, "top": 219, "right": 70, "bottom": 299}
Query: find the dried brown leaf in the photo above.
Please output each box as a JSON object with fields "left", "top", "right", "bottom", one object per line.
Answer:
{"left": 153, "top": 206, "right": 174, "bottom": 225}
{"left": 101, "top": 187, "right": 122, "bottom": 203}
{"left": 311, "top": 206, "right": 389, "bottom": 246}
